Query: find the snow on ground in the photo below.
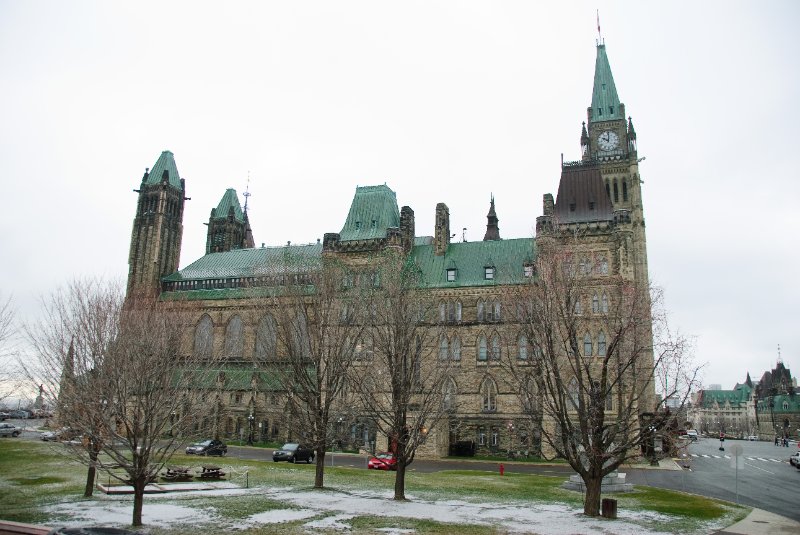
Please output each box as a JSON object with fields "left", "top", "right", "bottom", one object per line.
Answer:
{"left": 42, "top": 485, "right": 725, "bottom": 534}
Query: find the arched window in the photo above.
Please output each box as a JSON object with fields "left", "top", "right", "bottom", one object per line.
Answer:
{"left": 477, "top": 300, "right": 485, "bottom": 321}
{"left": 451, "top": 335, "right": 462, "bottom": 361}
{"left": 783, "top": 401, "right": 789, "bottom": 410}
{"left": 493, "top": 301, "right": 501, "bottom": 321}
{"left": 601, "top": 293, "right": 609, "bottom": 313}
{"left": 597, "top": 332, "right": 607, "bottom": 357}
{"left": 491, "top": 334, "right": 501, "bottom": 360}
{"left": 194, "top": 315, "right": 214, "bottom": 358}
{"left": 355, "top": 335, "right": 373, "bottom": 360}
{"left": 439, "top": 302, "right": 446, "bottom": 322}
{"left": 574, "top": 297, "right": 583, "bottom": 315}
{"left": 517, "top": 334, "right": 528, "bottom": 360}
{"left": 613, "top": 179, "right": 619, "bottom": 202}
{"left": 255, "top": 314, "right": 277, "bottom": 361}
{"left": 224, "top": 315, "right": 244, "bottom": 359}
{"left": 622, "top": 180, "right": 628, "bottom": 202}
{"left": 568, "top": 377, "right": 580, "bottom": 409}
{"left": 439, "top": 336, "right": 449, "bottom": 360}
{"left": 477, "top": 335, "right": 488, "bottom": 361}
{"left": 592, "top": 293, "right": 600, "bottom": 313}
{"left": 605, "top": 181, "right": 610, "bottom": 199}
{"left": 481, "top": 377, "right": 498, "bottom": 412}
{"left": 583, "top": 333, "right": 593, "bottom": 357}
{"left": 443, "top": 378, "right": 457, "bottom": 410}
{"left": 455, "top": 301, "right": 462, "bottom": 322}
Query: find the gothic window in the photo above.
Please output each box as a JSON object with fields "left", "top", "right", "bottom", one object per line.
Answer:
{"left": 605, "top": 181, "right": 610, "bottom": 199}
{"left": 491, "top": 334, "right": 501, "bottom": 360}
{"left": 598, "top": 332, "right": 607, "bottom": 356}
{"left": 568, "top": 377, "right": 580, "bottom": 409}
{"left": 224, "top": 315, "right": 244, "bottom": 359}
{"left": 601, "top": 293, "right": 609, "bottom": 313}
{"left": 439, "top": 302, "right": 446, "bottom": 322}
{"left": 451, "top": 335, "right": 462, "bottom": 361}
{"left": 783, "top": 401, "right": 789, "bottom": 410}
{"left": 477, "top": 335, "right": 488, "bottom": 361}
{"left": 517, "top": 334, "right": 528, "bottom": 360}
{"left": 355, "top": 336, "right": 373, "bottom": 361}
{"left": 574, "top": 297, "right": 583, "bottom": 315}
{"left": 493, "top": 302, "right": 501, "bottom": 321}
{"left": 622, "top": 180, "right": 628, "bottom": 201}
{"left": 477, "top": 300, "right": 485, "bottom": 321}
{"left": 613, "top": 180, "right": 619, "bottom": 202}
{"left": 481, "top": 377, "right": 498, "bottom": 412}
{"left": 443, "top": 378, "right": 457, "bottom": 410}
{"left": 439, "top": 336, "right": 449, "bottom": 360}
{"left": 194, "top": 315, "right": 214, "bottom": 359}
{"left": 255, "top": 315, "right": 277, "bottom": 361}
{"left": 606, "top": 390, "right": 614, "bottom": 410}
{"left": 583, "top": 333, "right": 593, "bottom": 357}
{"left": 592, "top": 293, "right": 600, "bottom": 313}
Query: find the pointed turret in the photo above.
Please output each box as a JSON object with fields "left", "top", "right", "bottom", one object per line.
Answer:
{"left": 483, "top": 195, "right": 500, "bottom": 241}
{"left": 206, "top": 189, "right": 253, "bottom": 254}
{"left": 590, "top": 44, "right": 622, "bottom": 123}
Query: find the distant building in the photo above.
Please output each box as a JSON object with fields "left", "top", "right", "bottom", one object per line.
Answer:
{"left": 754, "top": 361, "right": 799, "bottom": 440}
{"left": 689, "top": 375, "right": 755, "bottom": 438}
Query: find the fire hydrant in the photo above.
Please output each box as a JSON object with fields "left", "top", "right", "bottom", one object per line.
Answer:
{"left": 499, "top": 463, "right": 505, "bottom": 476}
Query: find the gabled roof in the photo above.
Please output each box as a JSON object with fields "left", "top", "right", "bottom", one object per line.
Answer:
{"left": 591, "top": 44, "right": 622, "bottom": 123}
{"left": 144, "top": 150, "right": 182, "bottom": 190}
{"left": 212, "top": 189, "right": 245, "bottom": 223}
{"left": 163, "top": 243, "right": 322, "bottom": 281}
{"left": 699, "top": 386, "right": 752, "bottom": 408}
{"left": 339, "top": 185, "right": 401, "bottom": 241}
{"left": 554, "top": 165, "right": 613, "bottom": 224}
{"left": 410, "top": 238, "right": 534, "bottom": 288}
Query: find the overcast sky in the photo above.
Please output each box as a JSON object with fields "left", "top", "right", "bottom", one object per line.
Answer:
{"left": 1, "top": 1, "right": 797, "bottom": 393}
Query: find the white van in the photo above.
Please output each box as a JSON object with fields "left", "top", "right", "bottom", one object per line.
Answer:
{"left": 686, "top": 429, "right": 698, "bottom": 441}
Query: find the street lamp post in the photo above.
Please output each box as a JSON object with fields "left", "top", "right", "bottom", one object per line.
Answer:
{"left": 247, "top": 412, "right": 254, "bottom": 446}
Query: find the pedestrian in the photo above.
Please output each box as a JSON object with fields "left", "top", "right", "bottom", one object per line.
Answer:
{"left": 775, "top": 435, "right": 779, "bottom": 446}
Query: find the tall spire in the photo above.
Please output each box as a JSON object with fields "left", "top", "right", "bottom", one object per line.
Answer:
{"left": 590, "top": 43, "right": 622, "bottom": 123}
{"left": 483, "top": 195, "right": 500, "bottom": 241}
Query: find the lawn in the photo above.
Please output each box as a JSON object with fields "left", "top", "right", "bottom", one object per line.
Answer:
{"left": 0, "top": 440, "right": 748, "bottom": 534}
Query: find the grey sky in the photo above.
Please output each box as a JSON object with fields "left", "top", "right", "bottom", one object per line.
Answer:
{"left": 1, "top": 1, "right": 797, "bottom": 392}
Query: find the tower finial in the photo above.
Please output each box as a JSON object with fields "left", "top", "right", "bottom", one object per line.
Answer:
{"left": 243, "top": 171, "right": 251, "bottom": 213}
{"left": 777, "top": 343, "right": 782, "bottom": 364}
{"left": 596, "top": 9, "right": 602, "bottom": 44}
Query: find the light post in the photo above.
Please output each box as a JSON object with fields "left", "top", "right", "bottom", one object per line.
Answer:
{"left": 247, "top": 412, "right": 254, "bottom": 446}
{"left": 507, "top": 421, "right": 515, "bottom": 458}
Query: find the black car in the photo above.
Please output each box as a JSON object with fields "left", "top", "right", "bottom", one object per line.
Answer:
{"left": 272, "top": 443, "right": 314, "bottom": 463}
{"left": 185, "top": 439, "right": 227, "bottom": 456}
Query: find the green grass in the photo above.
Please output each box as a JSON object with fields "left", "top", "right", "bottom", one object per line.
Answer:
{"left": 0, "top": 440, "right": 748, "bottom": 533}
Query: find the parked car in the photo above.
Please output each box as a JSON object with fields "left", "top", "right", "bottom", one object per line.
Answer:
{"left": 272, "top": 443, "right": 314, "bottom": 463}
{"left": 185, "top": 439, "right": 227, "bottom": 456}
{"left": 686, "top": 429, "right": 698, "bottom": 441}
{"left": 368, "top": 452, "right": 397, "bottom": 471}
{"left": 0, "top": 411, "right": 10, "bottom": 421}
{"left": 9, "top": 410, "right": 30, "bottom": 419}
{"left": 40, "top": 430, "right": 59, "bottom": 441}
{"left": 0, "top": 423, "right": 21, "bottom": 437}
{"left": 747, "top": 435, "right": 759, "bottom": 441}
{"left": 789, "top": 452, "right": 800, "bottom": 468}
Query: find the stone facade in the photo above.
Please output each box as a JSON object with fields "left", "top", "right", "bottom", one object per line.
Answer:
{"left": 125, "top": 42, "right": 656, "bottom": 457}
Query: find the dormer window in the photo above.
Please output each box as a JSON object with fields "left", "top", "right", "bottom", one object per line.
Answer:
{"left": 446, "top": 268, "right": 457, "bottom": 282}
{"left": 523, "top": 264, "right": 534, "bottom": 278}
{"left": 589, "top": 201, "right": 595, "bottom": 210}
{"left": 371, "top": 219, "right": 377, "bottom": 228}
{"left": 355, "top": 221, "right": 361, "bottom": 229}
{"left": 569, "top": 202, "right": 576, "bottom": 212}
{"left": 484, "top": 266, "right": 495, "bottom": 280}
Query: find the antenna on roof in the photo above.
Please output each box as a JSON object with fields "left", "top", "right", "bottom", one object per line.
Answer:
{"left": 243, "top": 172, "right": 251, "bottom": 213}
{"left": 777, "top": 344, "right": 782, "bottom": 364}
{"left": 596, "top": 9, "right": 603, "bottom": 45}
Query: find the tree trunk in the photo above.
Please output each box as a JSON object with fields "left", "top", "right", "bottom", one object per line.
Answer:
{"left": 84, "top": 449, "right": 97, "bottom": 497}
{"left": 314, "top": 449, "right": 325, "bottom": 488}
{"left": 582, "top": 474, "right": 602, "bottom": 517}
{"left": 393, "top": 460, "right": 407, "bottom": 500}
{"left": 132, "top": 478, "right": 145, "bottom": 526}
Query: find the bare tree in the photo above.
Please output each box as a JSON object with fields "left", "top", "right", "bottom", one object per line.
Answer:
{"left": 505, "top": 243, "right": 700, "bottom": 516}
{"left": 351, "top": 252, "right": 452, "bottom": 500}
{"left": 24, "top": 278, "right": 217, "bottom": 527}
{"left": 262, "top": 252, "right": 362, "bottom": 489}
{"left": 0, "top": 292, "right": 19, "bottom": 404}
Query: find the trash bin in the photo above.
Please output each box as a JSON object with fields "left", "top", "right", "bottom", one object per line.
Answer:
{"left": 601, "top": 498, "right": 618, "bottom": 519}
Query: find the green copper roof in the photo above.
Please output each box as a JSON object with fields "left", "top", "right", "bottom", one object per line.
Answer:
{"left": 163, "top": 243, "right": 322, "bottom": 281}
{"left": 591, "top": 44, "right": 622, "bottom": 123}
{"left": 700, "top": 386, "right": 752, "bottom": 408}
{"left": 212, "top": 188, "right": 245, "bottom": 223}
{"left": 410, "top": 238, "right": 535, "bottom": 288}
{"left": 144, "top": 150, "right": 182, "bottom": 190}
{"left": 339, "top": 185, "right": 401, "bottom": 241}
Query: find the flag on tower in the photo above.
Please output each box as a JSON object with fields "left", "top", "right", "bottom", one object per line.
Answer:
{"left": 597, "top": 10, "right": 601, "bottom": 38}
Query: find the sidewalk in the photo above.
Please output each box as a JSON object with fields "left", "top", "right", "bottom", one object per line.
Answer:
{"left": 712, "top": 508, "right": 800, "bottom": 534}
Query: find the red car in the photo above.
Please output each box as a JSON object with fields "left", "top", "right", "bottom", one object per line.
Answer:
{"left": 368, "top": 452, "right": 397, "bottom": 471}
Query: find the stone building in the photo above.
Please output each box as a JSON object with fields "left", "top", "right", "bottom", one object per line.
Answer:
{"left": 126, "top": 41, "right": 655, "bottom": 456}
{"left": 689, "top": 376, "right": 756, "bottom": 438}
{"left": 754, "top": 361, "right": 799, "bottom": 440}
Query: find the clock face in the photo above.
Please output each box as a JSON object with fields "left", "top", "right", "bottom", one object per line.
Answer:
{"left": 597, "top": 130, "right": 619, "bottom": 151}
